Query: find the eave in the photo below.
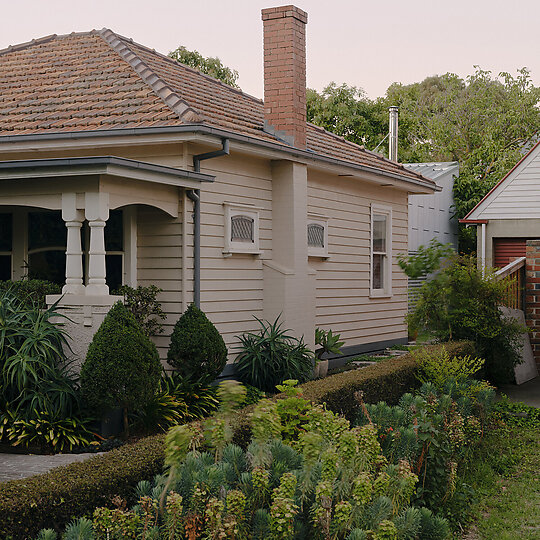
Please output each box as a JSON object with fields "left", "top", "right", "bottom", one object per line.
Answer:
{"left": 0, "top": 125, "right": 438, "bottom": 194}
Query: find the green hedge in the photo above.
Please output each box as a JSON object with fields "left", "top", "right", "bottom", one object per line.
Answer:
{"left": 0, "top": 341, "right": 474, "bottom": 538}
{"left": 0, "top": 279, "right": 61, "bottom": 308}
{"left": 299, "top": 341, "right": 475, "bottom": 420}
{"left": 0, "top": 435, "right": 165, "bottom": 539}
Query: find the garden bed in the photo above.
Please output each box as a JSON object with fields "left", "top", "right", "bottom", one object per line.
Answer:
{"left": 0, "top": 340, "right": 475, "bottom": 538}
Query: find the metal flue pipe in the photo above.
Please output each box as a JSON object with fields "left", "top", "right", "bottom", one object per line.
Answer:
{"left": 388, "top": 106, "right": 399, "bottom": 162}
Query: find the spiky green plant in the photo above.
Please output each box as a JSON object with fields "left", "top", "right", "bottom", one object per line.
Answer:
{"left": 234, "top": 316, "right": 314, "bottom": 392}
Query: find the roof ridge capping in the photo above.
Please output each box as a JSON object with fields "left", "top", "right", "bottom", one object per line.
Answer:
{"left": 111, "top": 31, "right": 264, "bottom": 105}
{"left": 96, "top": 28, "right": 203, "bottom": 123}
{"left": 0, "top": 33, "right": 58, "bottom": 57}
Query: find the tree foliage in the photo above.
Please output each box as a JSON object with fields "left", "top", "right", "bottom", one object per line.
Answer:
{"left": 307, "top": 83, "right": 386, "bottom": 148}
{"left": 307, "top": 68, "right": 540, "bottom": 251}
{"left": 168, "top": 45, "right": 239, "bottom": 88}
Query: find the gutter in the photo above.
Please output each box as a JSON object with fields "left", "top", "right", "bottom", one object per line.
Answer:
{"left": 0, "top": 125, "right": 437, "bottom": 191}
{"left": 187, "top": 138, "right": 230, "bottom": 308}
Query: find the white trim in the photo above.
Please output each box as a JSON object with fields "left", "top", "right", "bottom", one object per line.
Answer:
{"left": 223, "top": 203, "right": 261, "bottom": 256}
{"left": 123, "top": 206, "right": 137, "bottom": 287}
{"left": 307, "top": 215, "right": 329, "bottom": 258}
{"left": 370, "top": 203, "right": 393, "bottom": 298}
{"left": 467, "top": 143, "right": 540, "bottom": 220}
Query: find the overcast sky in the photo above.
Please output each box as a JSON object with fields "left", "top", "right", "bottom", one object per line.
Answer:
{"left": 2, "top": 0, "right": 539, "bottom": 100}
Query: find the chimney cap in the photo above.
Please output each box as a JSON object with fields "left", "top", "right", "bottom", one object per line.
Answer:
{"left": 261, "top": 5, "right": 308, "bottom": 24}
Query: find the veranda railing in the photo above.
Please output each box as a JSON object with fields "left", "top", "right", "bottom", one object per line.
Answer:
{"left": 494, "top": 256, "right": 526, "bottom": 310}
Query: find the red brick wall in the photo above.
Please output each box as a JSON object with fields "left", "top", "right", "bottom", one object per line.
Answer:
{"left": 261, "top": 5, "right": 307, "bottom": 149}
{"left": 525, "top": 240, "right": 540, "bottom": 367}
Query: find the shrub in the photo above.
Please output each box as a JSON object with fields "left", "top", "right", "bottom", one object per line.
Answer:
{"left": 1, "top": 343, "right": 468, "bottom": 538}
{"left": 0, "top": 435, "right": 165, "bottom": 539}
{"left": 234, "top": 316, "right": 315, "bottom": 392}
{"left": 167, "top": 304, "right": 227, "bottom": 382}
{"left": 0, "top": 279, "right": 61, "bottom": 308}
{"left": 409, "top": 255, "right": 523, "bottom": 383}
{"left": 161, "top": 371, "right": 220, "bottom": 420}
{"left": 299, "top": 342, "right": 474, "bottom": 421}
{"left": 397, "top": 239, "right": 455, "bottom": 280}
{"left": 38, "top": 382, "right": 451, "bottom": 540}
{"left": 113, "top": 284, "right": 166, "bottom": 337}
{"left": 0, "top": 289, "right": 92, "bottom": 452}
{"left": 355, "top": 381, "right": 495, "bottom": 515}
{"left": 413, "top": 347, "right": 485, "bottom": 386}
{"left": 80, "top": 302, "right": 162, "bottom": 435}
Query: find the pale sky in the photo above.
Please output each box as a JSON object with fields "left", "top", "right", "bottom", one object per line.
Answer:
{"left": 1, "top": 0, "right": 539, "bottom": 100}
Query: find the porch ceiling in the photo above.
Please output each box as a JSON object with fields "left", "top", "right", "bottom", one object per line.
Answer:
{"left": 0, "top": 156, "right": 214, "bottom": 188}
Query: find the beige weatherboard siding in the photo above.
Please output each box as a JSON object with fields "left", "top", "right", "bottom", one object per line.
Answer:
{"left": 307, "top": 171, "right": 409, "bottom": 349}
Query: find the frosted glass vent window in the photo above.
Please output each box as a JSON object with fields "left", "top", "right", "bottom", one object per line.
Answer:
{"left": 308, "top": 223, "right": 325, "bottom": 248}
{"left": 307, "top": 218, "right": 328, "bottom": 258}
{"left": 223, "top": 204, "right": 260, "bottom": 255}
{"left": 231, "top": 215, "right": 254, "bottom": 243}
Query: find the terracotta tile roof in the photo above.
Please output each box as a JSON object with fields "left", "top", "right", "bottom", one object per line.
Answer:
{"left": 0, "top": 29, "right": 433, "bottom": 186}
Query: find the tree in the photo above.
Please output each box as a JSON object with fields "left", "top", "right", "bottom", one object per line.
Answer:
{"left": 308, "top": 69, "right": 540, "bottom": 251}
{"left": 307, "top": 83, "right": 386, "bottom": 149}
{"left": 408, "top": 255, "right": 523, "bottom": 383}
{"left": 168, "top": 46, "right": 239, "bottom": 88}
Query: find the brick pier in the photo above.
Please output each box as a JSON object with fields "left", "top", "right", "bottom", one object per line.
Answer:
{"left": 525, "top": 240, "right": 540, "bottom": 369}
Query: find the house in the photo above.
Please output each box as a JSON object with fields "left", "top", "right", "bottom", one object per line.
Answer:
{"left": 404, "top": 162, "right": 459, "bottom": 309}
{"left": 461, "top": 139, "right": 540, "bottom": 369}
{"left": 0, "top": 5, "right": 437, "bottom": 367}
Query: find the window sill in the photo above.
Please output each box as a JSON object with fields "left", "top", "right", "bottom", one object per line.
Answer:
{"left": 369, "top": 290, "right": 393, "bottom": 299}
{"left": 222, "top": 250, "right": 262, "bottom": 258}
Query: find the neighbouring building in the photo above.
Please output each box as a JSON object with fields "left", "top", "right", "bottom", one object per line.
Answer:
{"left": 404, "top": 162, "right": 459, "bottom": 308}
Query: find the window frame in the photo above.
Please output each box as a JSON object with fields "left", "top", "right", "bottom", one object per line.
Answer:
{"left": 223, "top": 203, "right": 261, "bottom": 256}
{"left": 307, "top": 215, "right": 329, "bottom": 258}
{"left": 370, "top": 204, "right": 392, "bottom": 298}
{"left": 0, "top": 212, "right": 12, "bottom": 280}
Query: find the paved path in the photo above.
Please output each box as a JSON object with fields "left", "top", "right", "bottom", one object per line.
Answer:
{"left": 497, "top": 376, "right": 540, "bottom": 408}
{"left": 0, "top": 452, "right": 101, "bottom": 483}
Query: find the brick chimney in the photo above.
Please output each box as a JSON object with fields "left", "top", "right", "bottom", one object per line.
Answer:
{"left": 261, "top": 5, "right": 308, "bottom": 149}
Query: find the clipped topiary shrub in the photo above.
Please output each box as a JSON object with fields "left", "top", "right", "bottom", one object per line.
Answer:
{"left": 80, "top": 301, "right": 162, "bottom": 434}
{"left": 167, "top": 304, "right": 227, "bottom": 382}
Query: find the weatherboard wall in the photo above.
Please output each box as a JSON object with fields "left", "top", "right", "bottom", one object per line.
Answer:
{"left": 307, "top": 170, "right": 408, "bottom": 347}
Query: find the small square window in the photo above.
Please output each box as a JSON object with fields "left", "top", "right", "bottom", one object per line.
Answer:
{"left": 307, "top": 217, "right": 329, "bottom": 258}
{"left": 223, "top": 203, "right": 261, "bottom": 256}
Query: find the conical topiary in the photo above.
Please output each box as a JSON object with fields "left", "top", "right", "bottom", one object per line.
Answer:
{"left": 167, "top": 304, "right": 227, "bottom": 382}
{"left": 80, "top": 301, "right": 162, "bottom": 434}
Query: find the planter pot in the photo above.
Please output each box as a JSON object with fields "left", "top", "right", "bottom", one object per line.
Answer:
{"left": 315, "top": 359, "right": 329, "bottom": 378}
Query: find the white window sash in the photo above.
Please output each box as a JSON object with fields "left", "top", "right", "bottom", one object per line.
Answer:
{"left": 370, "top": 204, "right": 392, "bottom": 297}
